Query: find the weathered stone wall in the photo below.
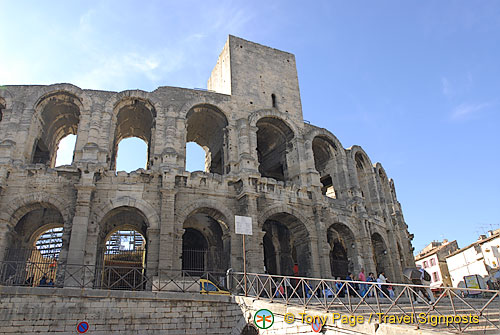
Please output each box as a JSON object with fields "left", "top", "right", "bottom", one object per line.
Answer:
{"left": 0, "top": 286, "right": 247, "bottom": 335}
{"left": 0, "top": 35, "right": 415, "bottom": 284}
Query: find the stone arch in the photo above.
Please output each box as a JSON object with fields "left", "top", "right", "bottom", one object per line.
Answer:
{"left": 94, "top": 205, "right": 150, "bottom": 290}
{"left": 375, "top": 163, "right": 394, "bottom": 211}
{"left": 248, "top": 109, "right": 300, "bottom": 136}
{"left": 255, "top": 116, "right": 295, "bottom": 182}
{"left": 6, "top": 202, "right": 64, "bottom": 246}
{"left": 176, "top": 199, "right": 234, "bottom": 232}
{"left": 350, "top": 146, "right": 378, "bottom": 204}
{"left": 311, "top": 134, "right": 341, "bottom": 198}
{"left": 92, "top": 196, "right": 159, "bottom": 232}
{"left": 29, "top": 90, "right": 85, "bottom": 166}
{"left": 32, "top": 84, "right": 92, "bottom": 111}
{"left": 260, "top": 206, "right": 314, "bottom": 276}
{"left": 108, "top": 96, "right": 157, "bottom": 170}
{"left": 304, "top": 127, "right": 344, "bottom": 153}
{"left": 371, "top": 231, "right": 391, "bottom": 277}
{"left": 258, "top": 204, "right": 313, "bottom": 235}
{"left": 185, "top": 104, "right": 229, "bottom": 175}
{"left": 97, "top": 206, "right": 149, "bottom": 244}
{"left": 101, "top": 91, "right": 162, "bottom": 169}
{"left": 2, "top": 192, "right": 72, "bottom": 228}
{"left": 104, "top": 90, "right": 163, "bottom": 114}
{"left": 2, "top": 201, "right": 67, "bottom": 287}
{"left": 327, "top": 222, "right": 357, "bottom": 278}
{"left": 179, "top": 202, "right": 232, "bottom": 272}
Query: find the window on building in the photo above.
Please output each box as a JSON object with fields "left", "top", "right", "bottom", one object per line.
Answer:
{"left": 430, "top": 258, "right": 436, "bottom": 266}
{"left": 423, "top": 261, "right": 428, "bottom": 268}
{"left": 474, "top": 245, "right": 482, "bottom": 254}
{"left": 432, "top": 272, "right": 440, "bottom": 282}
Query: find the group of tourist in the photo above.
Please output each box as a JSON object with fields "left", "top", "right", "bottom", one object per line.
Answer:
{"left": 333, "top": 268, "right": 394, "bottom": 298}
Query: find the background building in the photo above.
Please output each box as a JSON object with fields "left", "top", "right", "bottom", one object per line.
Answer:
{"left": 446, "top": 229, "right": 500, "bottom": 288}
{"left": 415, "top": 240, "right": 459, "bottom": 288}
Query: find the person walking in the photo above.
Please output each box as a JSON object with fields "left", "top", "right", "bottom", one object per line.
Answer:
{"left": 411, "top": 266, "right": 433, "bottom": 303}
{"left": 378, "top": 272, "right": 390, "bottom": 298}
{"left": 358, "top": 268, "right": 367, "bottom": 297}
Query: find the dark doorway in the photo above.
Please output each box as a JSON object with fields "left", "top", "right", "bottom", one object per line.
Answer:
{"left": 182, "top": 228, "right": 208, "bottom": 274}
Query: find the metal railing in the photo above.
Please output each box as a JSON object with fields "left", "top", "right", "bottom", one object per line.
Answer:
{"left": 1, "top": 260, "right": 498, "bottom": 333}
{"left": 0, "top": 260, "right": 228, "bottom": 293}
{"left": 231, "top": 272, "right": 500, "bottom": 334}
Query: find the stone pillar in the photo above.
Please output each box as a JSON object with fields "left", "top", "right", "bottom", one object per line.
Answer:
{"left": 237, "top": 193, "right": 264, "bottom": 273}
{"left": 358, "top": 220, "right": 377, "bottom": 276}
{"left": 0, "top": 221, "right": 11, "bottom": 262}
{"left": 237, "top": 120, "right": 258, "bottom": 173}
{"left": 159, "top": 182, "right": 177, "bottom": 275}
{"left": 146, "top": 228, "right": 160, "bottom": 276}
{"left": 65, "top": 171, "right": 95, "bottom": 286}
{"left": 312, "top": 204, "right": 332, "bottom": 278}
{"left": 307, "top": 235, "right": 322, "bottom": 278}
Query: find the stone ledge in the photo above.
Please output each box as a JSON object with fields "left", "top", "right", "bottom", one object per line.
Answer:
{"left": 0, "top": 285, "right": 234, "bottom": 303}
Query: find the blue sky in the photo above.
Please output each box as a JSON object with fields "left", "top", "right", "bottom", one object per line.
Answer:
{"left": 1, "top": 1, "right": 499, "bottom": 254}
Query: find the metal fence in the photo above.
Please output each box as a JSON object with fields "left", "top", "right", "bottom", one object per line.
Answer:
{"left": 0, "top": 260, "right": 228, "bottom": 293}
{"left": 230, "top": 272, "right": 500, "bottom": 334}
{"left": 1, "top": 260, "right": 498, "bottom": 334}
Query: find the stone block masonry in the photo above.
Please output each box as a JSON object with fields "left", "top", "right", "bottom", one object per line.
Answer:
{"left": 0, "top": 286, "right": 248, "bottom": 335}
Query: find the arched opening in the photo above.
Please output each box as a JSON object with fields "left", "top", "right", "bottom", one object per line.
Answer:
{"left": 96, "top": 206, "right": 149, "bottom": 290}
{"left": 2, "top": 204, "right": 65, "bottom": 286}
{"left": 186, "top": 104, "right": 228, "bottom": 175}
{"left": 182, "top": 207, "right": 230, "bottom": 273}
{"left": 371, "top": 232, "right": 390, "bottom": 276}
{"left": 327, "top": 223, "right": 356, "bottom": 278}
{"left": 32, "top": 92, "right": 81, "bottom": 166}
{"left": 111, "top": 98, "right": 155, "bottom": 171}
{"left": 355, "top": 152, "right": 372, "bottom": 201}
{"left": 312, "top": 136, "right": 338, "bottom": 199}
{"left": 262, "top": 212, "right": 311, "bottom": 276}
{"left": 378, "top": 169, "right": 393, "bottom": 206}
{"left": 256, "top": 117, "right": 294, "bottom": 182}
{"left": 186, "top": 141, "right": 208, "bottom": 172}
{"left": 182, "top": 228, "right": 208, "bottom": 274}
{"left": 55, "top": 134, "right": 77, "bottom": 167}
{"left": 115, "top": 137, "right": 148, "bottom": 172}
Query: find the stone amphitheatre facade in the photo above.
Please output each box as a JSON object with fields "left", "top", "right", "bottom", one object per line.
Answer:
{"left": 0, "top": 35, "right": 415, "bottom": 285}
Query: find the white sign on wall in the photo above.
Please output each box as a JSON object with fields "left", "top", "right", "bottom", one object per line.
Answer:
{"left": 235, "top": 215, "right": 253, "bottom": 235}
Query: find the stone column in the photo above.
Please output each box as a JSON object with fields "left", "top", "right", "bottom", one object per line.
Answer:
{"left": 237, "top": 192, "right": 264, "bottom": 273}
{"left": 65, "top": 171, "right": 95, "bottom": 286}
{"left": 0, "top": 220, "right": 11, "bottom": 262}
{"left": 159, "top": 182, "right": 177, "bottom": 276}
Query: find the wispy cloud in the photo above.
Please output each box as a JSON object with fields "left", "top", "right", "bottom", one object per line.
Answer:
{"left": 441, "top": 77, "right": 453, "bottom": 98}
{"left": 451, "top": 102, "right": 490, "bottom": 120}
